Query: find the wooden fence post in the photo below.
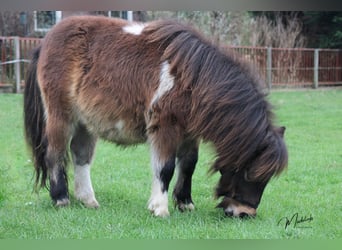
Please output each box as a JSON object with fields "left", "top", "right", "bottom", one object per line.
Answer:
{"left": 14, "top": 36, "right": 21, "bottom": 93}
{"left": 313, "top": 49, "right": 319, "bottom": 89}
{"left": 267, "top": 47, "right": 272, "bottom": 89}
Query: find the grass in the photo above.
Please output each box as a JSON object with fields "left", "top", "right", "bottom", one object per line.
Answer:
{"left": 0, "top": 89, "right": 341, "bottom": 239}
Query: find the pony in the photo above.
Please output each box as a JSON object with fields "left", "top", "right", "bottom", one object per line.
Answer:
{"left": 24, "top": 15, "right": 288, "bottom": 218}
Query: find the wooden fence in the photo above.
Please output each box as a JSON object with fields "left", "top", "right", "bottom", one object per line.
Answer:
{"left": 0, "top": 36, "right": 41, "bottom": 92}
{"left": 1, "top": 36, "right": 341, "bottom": 92}
{"left": 227, "top": 46, "right": 342, "bottom": 88}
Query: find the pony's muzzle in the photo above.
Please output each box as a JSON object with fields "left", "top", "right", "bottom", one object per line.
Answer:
{"left": 218, "top": 197, "right": 257, "bottom": 218}
{"left": 224, "top": 203, "right": 256, "bottom": 218}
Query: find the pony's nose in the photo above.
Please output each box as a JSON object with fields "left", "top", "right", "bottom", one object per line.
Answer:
{"left": 224, "top": 210, "right": 253, "bottom": 218}
{"left": 238, "top": 212, "right": 249, "bottom": 218}
{"left": 224, "top": 207, "right": 234, "bottom": 217}
{"left": 224, "top": 205, "right": 256, "bottom": 218}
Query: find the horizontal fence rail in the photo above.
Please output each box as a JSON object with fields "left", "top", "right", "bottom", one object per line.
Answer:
{"left": 225, "top": 46, "right": 342, "bottom": 88}
{"left": 1, "top": 36, "right": 342, "bottom": 92}
{"left": 0, "top": 36, "right": 41, "bottom": 92}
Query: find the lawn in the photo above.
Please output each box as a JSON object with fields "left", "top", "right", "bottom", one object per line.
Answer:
{"left": 0, "top": 89, "right": 341, "bottom": 239}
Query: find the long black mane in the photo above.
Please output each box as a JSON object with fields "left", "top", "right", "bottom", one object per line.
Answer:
{"left": 145, "top": 20, "right": 287, "bottom": 182}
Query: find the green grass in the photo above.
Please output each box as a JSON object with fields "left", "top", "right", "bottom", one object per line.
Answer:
{"left": 0, "top": 89, "right": 341, "bottom": 239}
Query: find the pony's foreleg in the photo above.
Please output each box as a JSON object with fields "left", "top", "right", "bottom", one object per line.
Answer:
{"left": 148, "top": 142, "right": 176, "bottom": 217}
{"left": 173, "top": 139, "right": 199, "bottom": 212}
{"left": 70, "top": 124, "right": 99, "bottom": 208}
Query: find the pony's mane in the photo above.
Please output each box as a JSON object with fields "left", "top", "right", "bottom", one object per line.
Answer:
{"left": 144, "top": 20, "right": 287, "bottom": 181}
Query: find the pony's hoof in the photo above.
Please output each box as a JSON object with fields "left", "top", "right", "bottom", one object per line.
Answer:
{"left": 148, "top": 202, "right": 170, "bottom": 217}
{"left": 176, "top": 202, "right": 195, "bottom": 212}
{"left": 150, "top": 207, "right": 170, "bottom": 217}
{"left": 83, "top": 199, "right": 100, "bottom": 209}
{"left": 56, "top": 198, "right": 70, "bottom": 207}
{"left": 76, "top": 195, "right": 100, "bottom": 208}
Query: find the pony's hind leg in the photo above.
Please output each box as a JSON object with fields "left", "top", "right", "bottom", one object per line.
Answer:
{"left": 70, "top": 124, "right": 99, "bottom": 208}
{"left": 173, "top": 139, "right": 199, "bottom": 212}
{"left": 46, "top": 147, "right": 70, "bottom": 206}
{"left": 45, "top": 117, "right": 72, "bottom": 206}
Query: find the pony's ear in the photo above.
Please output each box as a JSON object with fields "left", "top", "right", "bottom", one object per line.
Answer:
{"left": 275, "top": 126, "right": 286, "bottom": 138}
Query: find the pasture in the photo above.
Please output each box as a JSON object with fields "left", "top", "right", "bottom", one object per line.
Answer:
{"left": 0, "top": 89, "right": 341, "bottom": 239}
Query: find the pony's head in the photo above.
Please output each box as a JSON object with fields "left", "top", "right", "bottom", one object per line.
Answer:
{"left": 216, "top": 126, "right": 288, "bottom": 217}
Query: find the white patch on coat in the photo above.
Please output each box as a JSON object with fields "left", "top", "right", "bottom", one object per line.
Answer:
{"left": 74, "top": 163, "right": 99, "bottom": 208}
{"left": 151, "top": 61, "right": 175, "bottom": 105}
{"left": 147, "top": 145, "right": 170, "bottom": 217}
{"left": 50, "top": 164, "right": 59, "bottom": 185}
{"left": 115, "top": 120, "right": 125, "bottom": 132}
{"left": 122, "top": 23, "right": 146, "bottom": 35}
{"left": 148, "top": 179, "right": 169, "bottom": 217}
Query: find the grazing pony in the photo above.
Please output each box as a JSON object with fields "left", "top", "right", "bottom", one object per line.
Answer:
{"left": 24, "top": 16, "right": 288, "bottom": 217}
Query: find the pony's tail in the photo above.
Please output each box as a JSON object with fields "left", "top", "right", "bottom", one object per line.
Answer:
{"left": 24, "top": 46, "right": 48, "bottom": 190}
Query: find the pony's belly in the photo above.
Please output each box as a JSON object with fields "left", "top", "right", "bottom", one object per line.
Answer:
{"left": 87, "top": 119, "right": 147, "bottom": 145}
{"left": 99, "top": 125, "right": 147, "bottom": 145}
